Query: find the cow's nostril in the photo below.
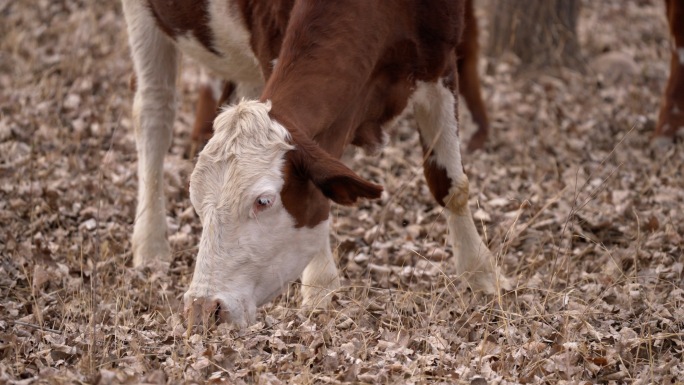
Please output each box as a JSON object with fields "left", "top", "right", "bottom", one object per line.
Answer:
{"left": 184, "top": 292, "right": 251, "bottom": 328}
{"left": 185, "top": 297, "right": 231, "bottom": 333}
{"left": 199, "top": 299, "right": 223, "bottom": 325}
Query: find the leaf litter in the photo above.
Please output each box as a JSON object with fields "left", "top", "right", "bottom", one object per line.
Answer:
{"left": 1, "top": 0, "right": 683, "bottom": 384}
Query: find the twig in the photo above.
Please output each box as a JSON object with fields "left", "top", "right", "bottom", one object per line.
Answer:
{"left": 11, "top": 320, "right": 62, "bottom": 334}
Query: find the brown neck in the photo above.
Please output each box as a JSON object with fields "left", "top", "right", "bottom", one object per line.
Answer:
{"left": 261, "top": 1, "right": 399, "bottom": 157}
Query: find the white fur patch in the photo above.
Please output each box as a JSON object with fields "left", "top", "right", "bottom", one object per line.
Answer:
{"left": 186, "top": 100, "right": 336, "bottom": 325}
{"left": 185, "top": 217, "right": 330, "bottom": 326}
{"left": 191, "top": 100, "right": 293, "bottom": 217}
{"left": 175, "top": 0, "right": 263, "bottom": 85}
{"left": 412, "top": 80, "right": 466, "bottom": 184}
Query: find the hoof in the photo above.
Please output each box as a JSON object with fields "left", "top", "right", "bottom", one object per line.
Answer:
{"left": 132, "top": 237, "right": 171, "bottom": 269}
{"left": 301, "top": 277, "right": 340, "bottom": 311}
{"left": 650, "top": 134, "right": 675, "bottom": 150}
{"left": 467, "top": 129, "right": 488, "bottom": 153}
{"left": 462, "top": 266, "right": 512, "bottom": 295}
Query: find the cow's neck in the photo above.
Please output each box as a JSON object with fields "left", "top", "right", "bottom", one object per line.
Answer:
{"left": 264, "top": 77, "right": 367, "bottom": 158}
{"left": 261, "top": 2, "right": 394, "bottom": 158}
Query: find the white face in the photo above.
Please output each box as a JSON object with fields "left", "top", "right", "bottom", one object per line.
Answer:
{"left": 184, "top": 101, "right": 328, "bottom": 327}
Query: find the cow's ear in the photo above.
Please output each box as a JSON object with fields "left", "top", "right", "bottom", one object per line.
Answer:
{"left": 308, "top": 158, "right": 383, "bottom": 205}
{"left": 287, "top": 136, "right": 383, "bottom": 206}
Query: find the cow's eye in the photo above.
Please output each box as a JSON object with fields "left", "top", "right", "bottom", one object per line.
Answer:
{"left": 252, "top": 194, "right": 275, "bottom": 215}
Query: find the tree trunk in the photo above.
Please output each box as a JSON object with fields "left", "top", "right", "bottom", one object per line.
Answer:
{"left": 488, "top": 0, "right": 583, "bottom": 72}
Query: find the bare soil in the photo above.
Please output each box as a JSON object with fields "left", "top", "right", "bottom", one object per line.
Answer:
{"left": 1, "top": 0, "right": 683, "bottom": 384}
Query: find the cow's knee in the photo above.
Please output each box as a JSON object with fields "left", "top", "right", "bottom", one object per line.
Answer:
{"left": 445, "top": 176, "right": 470, "bottom": 216}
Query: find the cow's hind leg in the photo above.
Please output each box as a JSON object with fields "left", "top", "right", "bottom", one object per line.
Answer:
{"left": 655, "top": 0, "right": 684, "bottom": 142}
{"left": 123, "top": 0, "right": 179, "bottom": 267}
{"left": 458, "top": 0, "right": 490, "bottom": 152}
{"left": 413, "top": 80, "right": 509, "bottom": 294}
{"left": 301, "top": 222, "right": 340, "bottom": 309}
{"left": 189, "top": 79, "right": 236, "bottom": 158}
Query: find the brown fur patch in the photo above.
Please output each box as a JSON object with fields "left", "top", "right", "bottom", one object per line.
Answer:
{"left": 422, "top": 158, "right": 452, "bottom": 208}
{"left": 233, "top": 0, "right": 295, "bottom": 78}
{"left": 279, "top": 123, "right": 383, "bottom": 228}
{"left": 147, "top": 0, "right": 218, "bottom": 54}
{"left": 656, "top": 0, "right": 684, "bottom": 138}
{"left": 280, "top": 160, "right": 330, "bottom": 228}
{"left": 262, "top": 1, "right": 465, "bottom": 148}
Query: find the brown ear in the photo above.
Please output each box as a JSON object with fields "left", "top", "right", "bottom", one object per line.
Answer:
{"left": 310, "top": 161, "right": 384, "bottom": 205}
{"left": 288, "top": 134, "right": 383, "bottom": 206}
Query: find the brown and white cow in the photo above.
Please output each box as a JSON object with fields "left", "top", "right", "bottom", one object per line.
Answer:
{"left": 122, "top": 0, "right": 507, "bottom": 327}
{"left": 186, "top": 0, "right": 490, "bottom": 155}
{"left": 656, "top": 0, "right": 684, "bottom": 142}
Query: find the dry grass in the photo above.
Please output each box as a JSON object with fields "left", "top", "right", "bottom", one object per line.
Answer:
{"left": 1, "top": 0, "right": 683, "bottom": 384}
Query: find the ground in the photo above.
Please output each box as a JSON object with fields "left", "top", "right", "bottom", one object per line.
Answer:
{"left": 1, "top": 0, "right": 683, "bottom": 384}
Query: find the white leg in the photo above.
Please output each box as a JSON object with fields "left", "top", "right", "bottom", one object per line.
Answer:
{"left": 413, "top": 80, "right": 509, "bottom": 294}
{"left": 301, "top": 232, "right": 340, "bottom": 309}
{"left": 122, "top": 0, "right": 179, "bottom": 267}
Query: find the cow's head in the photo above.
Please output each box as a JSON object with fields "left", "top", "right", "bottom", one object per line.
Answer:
{"left": 184, "top": 100, "right": 382, "bottom": 327}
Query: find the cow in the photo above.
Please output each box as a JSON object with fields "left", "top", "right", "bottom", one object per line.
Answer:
{"left": 121, "top": 0, "right": 508, "bottom": 327}
{"left": 166, "top": 0, "right": 684, "bottom": 163}
{"left": 185, "top": 0, "right": 490, "bottom": 155}
{"left": 655, "top": 0, "right": 684, "bottom": 142}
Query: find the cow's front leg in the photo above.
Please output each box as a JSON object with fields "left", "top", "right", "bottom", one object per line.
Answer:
{"left": 413, "top": 80, "right": 510, "bottom": 294}
{"left": 123, "top": 0, "right": 179, "bottom": 267}
{"left": 301, "top": 223, "right": 340, "bottom": 309}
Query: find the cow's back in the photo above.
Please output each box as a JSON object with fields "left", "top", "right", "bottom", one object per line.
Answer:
{"left": 145, "top": 0, "right": 294, "bottom": 83}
